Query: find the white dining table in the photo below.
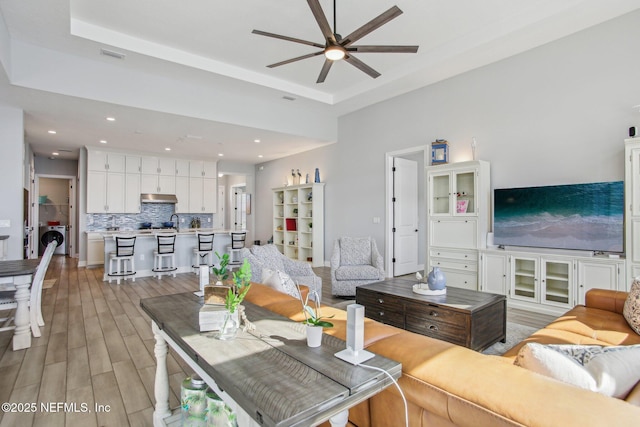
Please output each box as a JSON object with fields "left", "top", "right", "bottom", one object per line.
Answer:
{"left": 0, "top": 259, "right": 40, "bottom": 351}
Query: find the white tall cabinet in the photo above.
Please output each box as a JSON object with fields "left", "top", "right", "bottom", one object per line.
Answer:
{"left": 272, "top": 183, "right": 324, "bottom": 267}
{"left": 626, "top": 138, "right": 640, "bottom": 286}
{"left": 426, "top": 160, "right": 490, "bottom": 290}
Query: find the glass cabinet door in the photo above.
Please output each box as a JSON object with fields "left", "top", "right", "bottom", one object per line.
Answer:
{"left": 453, "top": 170, "right": 476, "bottom": 215}
{"left": 430, "top": 173, "right": 451, "bottom": 215}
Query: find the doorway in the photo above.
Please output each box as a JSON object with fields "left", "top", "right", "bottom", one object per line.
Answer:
{"left": 385, "top": 146, "right": 428, "bottom": 276}
{"left": 33, "top": 175, "right": 76, "bottom": 258}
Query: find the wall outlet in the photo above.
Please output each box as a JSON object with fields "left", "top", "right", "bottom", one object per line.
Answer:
{"left": 181, "top": 218, "right": 185, "bottom": 223}
{"left": 140, "top": 254, "right": 145, "bottom": 261}
{"left": 373, "top": 217, "right": 380, "bottom": 224}
{"left": 208, "top": 218, "right": 211, "bottom": 223}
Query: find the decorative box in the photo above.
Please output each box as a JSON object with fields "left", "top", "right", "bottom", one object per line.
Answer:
{"left": 431, "top": 140, "right": 449, "bottom": 165}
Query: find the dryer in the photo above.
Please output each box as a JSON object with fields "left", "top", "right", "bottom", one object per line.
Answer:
{"left": 39, "top": 225, "right": 67, "bottom": 255}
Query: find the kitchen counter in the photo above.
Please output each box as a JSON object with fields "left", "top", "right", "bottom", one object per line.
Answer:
{"left": 100, "top": 229, "right": 247, "bottom": 281}
{"left": 87, "top": 227, "right": 240, "bottom": 237}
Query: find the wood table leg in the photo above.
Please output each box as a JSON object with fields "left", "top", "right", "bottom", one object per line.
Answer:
{"left": 152, "top": 321, "right": 172, "bottom": 426}
{"left": 12, "top": 276, "right": 32, "bottom": 351}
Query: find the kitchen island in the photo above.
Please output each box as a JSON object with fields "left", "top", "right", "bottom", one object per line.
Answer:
{"left": 100, "top": 228, "right": 243, "bottom": 281}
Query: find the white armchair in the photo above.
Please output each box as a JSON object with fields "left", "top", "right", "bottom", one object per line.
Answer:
{"left": 331, "top": 236, "right": 385, "bottom": 296}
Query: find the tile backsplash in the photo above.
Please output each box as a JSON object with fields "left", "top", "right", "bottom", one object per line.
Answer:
{"left": 86, "top": 204, "right": 214, "bottom": 231}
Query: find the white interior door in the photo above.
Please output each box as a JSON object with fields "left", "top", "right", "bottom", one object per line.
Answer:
{"left": 393, "top": 158, "right": 419, "bottom": 276}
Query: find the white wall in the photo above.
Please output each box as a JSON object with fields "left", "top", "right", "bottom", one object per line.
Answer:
{"left": 255, "top": 10, "right": 640, "bottom": 264}
{"left": 0, "top": 104, "right": 24, "bottom": 259}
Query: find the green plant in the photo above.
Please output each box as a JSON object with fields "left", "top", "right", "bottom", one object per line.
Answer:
{"left": 296, "top": 285, "right": 333, "bottom": 328}
{"left": 211, "top": 252, "right": 230, "bottom": 281}
{"left": 224, "top": 258, "right": 252, "bottom": 314}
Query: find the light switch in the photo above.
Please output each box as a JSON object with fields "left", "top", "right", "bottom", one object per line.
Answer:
{"left": 373, "top": 217, "right": 380, "bottom": 224}
{"left": 0, "top": 219, "right": 10, "bottom": 227}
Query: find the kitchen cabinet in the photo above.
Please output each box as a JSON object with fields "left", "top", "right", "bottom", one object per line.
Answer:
{"left": 141, "top": 174, "right": 176, "bottom": 194}
{"left": 86, "top": 233, "right": 105, "bottom": 267}
{"left": 190, "top": 160, "right": 217, "bottom": 178}
{"left": 176, "top": 159, "right": 190, "bottom": 177}
{"left": 125, "top": 173, "right": 141, "bottom": 213}
{"left": 189, "top": 177, "right": 217, "bottom": 213}
{"left": 87, "top": 170, "right": 125, "bottom": 213}
{"left": 175, "top": 176, "right": 190, "bottom": 214}
{"left": 141, "top": 156, "right": 175, "bottom": 175}
{"left": 87, "top": 151, "right": 125, "bottom": 173}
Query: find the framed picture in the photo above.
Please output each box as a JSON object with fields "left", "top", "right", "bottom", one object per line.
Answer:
{"left": 456, "top": 200, "right": 469, "bottom": 213}
{"left": 246, "top": 194, "right": 251, "bottom": 214}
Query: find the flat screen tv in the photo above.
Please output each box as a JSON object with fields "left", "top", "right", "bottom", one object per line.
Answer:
{"left": 493, "top": 181, "right": 624, "bottom": 253}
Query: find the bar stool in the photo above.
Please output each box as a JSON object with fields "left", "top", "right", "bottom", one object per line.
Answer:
{"left": 192, "top": 232, "right": 215, "bottom": 274}
{"left": 227, "top": 232, "right": 246, "bottom": 270}
{"left": 152, "top": 233, "right": 177, "bottom": 279}
{"left": 108, "top": 235, "right": 136, "bottom": 285}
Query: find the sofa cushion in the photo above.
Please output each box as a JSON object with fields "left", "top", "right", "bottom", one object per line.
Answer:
{"left": 340, "top": 237, "right": 372, "bottom": 266}
{"left": 261, "top": 268, "right": 301, "bottom": 299}
{"left": 335, "top": 265, "right": 381, "bottom": 281}
{"left": 514, "top": 343, "right": 640, "bottom": 398}
{"left": 623, "top": 279, "right": 640, "bottom": 335}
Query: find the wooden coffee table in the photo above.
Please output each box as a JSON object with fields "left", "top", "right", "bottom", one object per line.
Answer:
{"left": 356, "top": 278, "right": 506, "bottom": 351}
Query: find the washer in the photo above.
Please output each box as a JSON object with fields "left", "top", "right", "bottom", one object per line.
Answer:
{"left": 39, "top": 225, "right": 67, "bottom": 255}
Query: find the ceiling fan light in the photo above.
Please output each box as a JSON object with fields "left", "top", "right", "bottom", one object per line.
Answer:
{"left": 325, "top": 46, "right": 345, "bottom": 61}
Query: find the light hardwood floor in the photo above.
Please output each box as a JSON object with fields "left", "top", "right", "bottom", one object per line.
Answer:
{"left": 0, "top": 257, "right": 555, "bottom": 427}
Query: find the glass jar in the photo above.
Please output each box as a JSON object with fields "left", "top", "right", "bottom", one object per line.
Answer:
{"left": 205, "top": 388, "right": 237, "bottom": 427}
{"left": 181, "top": 375, "right": 207, "bottom": 427}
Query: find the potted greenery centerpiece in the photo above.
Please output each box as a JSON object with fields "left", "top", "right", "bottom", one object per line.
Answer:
{"left": 211, "top": 252, "right": 230, "bottom": 284}
{"left": 215, "top": 258, "right": 252, "bottom": 341}
{"left": 296, "top": 285, "right": 333, "bottom": 347}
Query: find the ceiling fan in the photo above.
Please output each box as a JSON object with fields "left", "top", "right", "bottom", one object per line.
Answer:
{"left": 252, "top": 0, "right": 419, "bottom": 83}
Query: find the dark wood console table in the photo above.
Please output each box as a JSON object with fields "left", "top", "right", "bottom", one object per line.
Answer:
{"left": 140, "top": 292, "right": 401, "bottom": 427}
{"left": 356, "top": 278, "right": 506, "bottom": 351}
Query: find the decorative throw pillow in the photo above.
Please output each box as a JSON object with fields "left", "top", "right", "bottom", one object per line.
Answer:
{"left": 261, "top": 268, "right": 301, "bottom": 299}
{"left": 624, "top": 279, "right": 640, "bottom": 335}
{"left": 514, "top": 343, "right": 640, "bottom": 398}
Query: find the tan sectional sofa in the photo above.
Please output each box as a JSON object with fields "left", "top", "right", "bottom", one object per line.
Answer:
{"left": 245, "top": 284, "right": 640, "bottom": 426}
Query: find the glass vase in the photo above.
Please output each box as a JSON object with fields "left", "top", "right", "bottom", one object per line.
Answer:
{"left": 215, "top": 311, "right": 239, "bottom": 341}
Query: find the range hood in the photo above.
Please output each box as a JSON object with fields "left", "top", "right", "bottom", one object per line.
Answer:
{"left": 140, "top": 193, "right": 178, "bottom": 204}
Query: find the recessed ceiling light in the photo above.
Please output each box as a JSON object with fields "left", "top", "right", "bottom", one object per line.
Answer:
{"left": 258, "top": 155, "right": 263, "bottom": 158}
{"left": 48, "top": 130, "right": 56, "bottom": 134}
{"left": 52, "top": 152, "right": 59, "bottom": 156}
{"left": 106, "top": 117, "right": 116, "bottom": 122}
{"left": 218, "top": 173, "right": 224, "bottom": 178}
{"left": 218, "top": 153, "right": 224, "bottom": 157}
{"left": 165, "top": 147, "right": 171, "bottom": 151}
{"left": 100, "top": 140, "right": 107, "bottom": 144}
{"left": 254, "top": 139, "right": 261, "bottom": 143}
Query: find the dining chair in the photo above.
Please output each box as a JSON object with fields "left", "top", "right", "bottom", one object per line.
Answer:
{"left": 0, "top": 241, "right": 57, "bottom": 338}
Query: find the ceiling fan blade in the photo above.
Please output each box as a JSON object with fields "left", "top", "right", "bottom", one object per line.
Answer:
{"left": 349, "top": 45, "right": 419, "bottom": 53}
{"left": 344, "top": 54, "right": 381, "bottom": 79}
{"left": 252, "top": 30, "right": 325, "bottom": 48}
{"left": 316, "top": 59, "right": 333, "bottom": 83}
{"left": 307, "top": 0, "right": 336, "bottom": 44}
{"left": 267, "top": 51, "right": 324, "bottom": 68}
{"left": 340, "top": 6, "right": 403, "bottom": 47}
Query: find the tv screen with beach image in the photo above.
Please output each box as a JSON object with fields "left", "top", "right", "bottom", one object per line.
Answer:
{"left": 493, "top": 181, "right": 624, "bottom": 253}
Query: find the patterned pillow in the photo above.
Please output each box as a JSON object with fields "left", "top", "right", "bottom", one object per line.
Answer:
{"left": 261, "top": 268, "right": 301, "bottom": 299}
{"left": 340, "top": 237, "right": 372, "bottom": 266}
{"left": 624, "top": 279, "right": 640, "bottom": 335}
{"left": 514, "top": 343, "right": 640, "bottom": 398}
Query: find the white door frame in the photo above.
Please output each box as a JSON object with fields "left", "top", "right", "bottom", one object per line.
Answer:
{"left": 385, "top": 146, "right": 429, "bottom": 276}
